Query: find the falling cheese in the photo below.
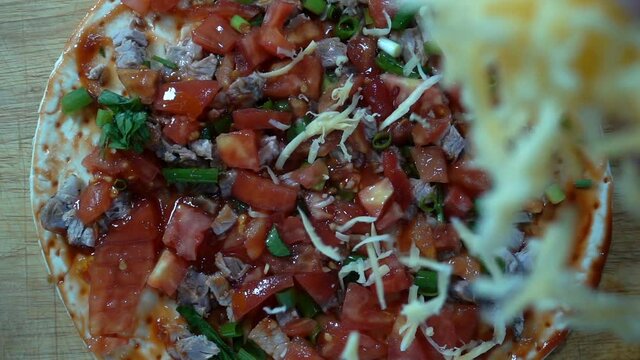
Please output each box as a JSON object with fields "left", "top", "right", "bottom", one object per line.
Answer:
{"left": 362, "top": 11, "right": 392, "bottom": 37}
{"left": 379, "top": 75, "right": 442, "bottom": 130}
{"left": 258, "top": 41, "right": 318, "bottom": 78}
{"left": 340, "top": 331, "right": 360, "bottom": 360}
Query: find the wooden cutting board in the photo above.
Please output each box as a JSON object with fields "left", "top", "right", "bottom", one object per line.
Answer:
{"left": 1, "top": 0, "right": 639, "bottom": 358}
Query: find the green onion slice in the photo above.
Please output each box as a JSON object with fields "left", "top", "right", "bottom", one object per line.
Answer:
{"left": 214, "top": 115, "right": 233, "bottom": 134}
{"left": 163, "top": 168, "right": 220, "bottom": 184}
{"left": 545, "top": 183, "right": 566, "bottom": 204}
{"left": 151, "top": 55, "right": 178, "bottom": 70}
{"left": 303, "top": 0, "right": 327, "bottom": 15}
{"left": 574, "top": 178, "right": 593, "bottom": 189}
{"left": 286, "top": 118, "right": 308, "bottom": 142}
{"left": 296, "top": 291, "right": 322, "bottom": 318}
{"left": 231, "top": 15, "right": 251, "bottom": 34}
{"left": 276, "top": 288, "right": 297, "bottom": 310}
{"left": 266, "top": 225, "right": 291, "bottom": 257}
{"left": 335, "top": 15, "right": 360, "bottom": 41}
{"left": 375, "top": 52, "right": 422, "bottom": 79}
{"left": 363, "top": 9, "right": 374, "bottom": 26}
{"left": 176, "top": 305, "right": 236, "bottom": 360}
{"left": 424, "top": 41, "right": 442, "bottom": 57}
{"left": 220, "top": 322, "right": 243, "bottom": 338}
{"left": 372, "top": 131, "right": 392, "bottom": 150}
{"left": 113, "top": 178, "right": 128, "bottom": 191}
{"left": 96, "top": 108, "right": 113, "bottom": 127}
{"left": 325, "top": 4, "right": 341, "bottom": 22}
{"left": 414, "top": 269, "right": 438, "bottom": 296}
{"left": 62, "top": 87, "right": 93, "bottom": 114}
{"left": 391, "top": 12, "right": 415, "bottom": 31}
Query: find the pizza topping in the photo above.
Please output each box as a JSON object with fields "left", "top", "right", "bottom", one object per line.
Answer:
{"left": 248, "top": 317, "right": 291, "bottom": 360}
{"left": 112, "top": 28, "right": 148, "bottom": 69}
{"left": 174, "top": 335, "right": 221, "bottom": 360}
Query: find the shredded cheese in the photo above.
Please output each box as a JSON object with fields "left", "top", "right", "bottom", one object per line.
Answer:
{"left": 258, "top": 41, "right": 318, "bottom": 78}
{"left": 340, "top": 331, "right": 360, "bottom": 360}
{"left": 263, "top": 305, "right": 288, "bottom": 315}
{"left": 268, "top": 119, "right": 290, "bottom": 131}
{"left": 379, "top": 75, "right": 442, "bottom": 130}
{"left": 335, "top": 216, "right": 377, "bottom": 233}
{"left": 366, "top": 243, "right": 387, "bottom": 310}
{"left": 362, "top": 11, "right": 392, "bottom": 37}
{"left": 330, "top": 75, "right": 355, "bottom": 110}
{"left": 352, "top": 234, "right": 392, "bottom": 252}
{"left": 338, "top": 257, "right": 369, "bottom": 288}
{"left": 298, "top": 207, "right": 343, "bottom": 262}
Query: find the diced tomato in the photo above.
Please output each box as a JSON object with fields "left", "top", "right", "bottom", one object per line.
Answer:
{"left": 244, "top": 217, "right": 271, "bottom": 260}
{"left": 277, "top": 216, "right": 310, "bottom": 245}
{"left": 263, "top": 0, "right": 297, "bottom": 28}
{"left": 147, "top": 249, "right": 189, "bottom": 296}
{"left": 283, "top": 319, "right": 319, "bottom": 338}
{"left": 286, "top": 20, "right": 324, "bottom": 48}
{"left": 358, "top": 177, "right": 394, "bottom": 217}
{"left": 388, "top": 118, "right": 413, "bottom": 146}
{"left": 412, "top": 118, "right": 451, "bottom": 146}
{"left": 341, "top": 283, "right": 395, "bottom": 331}
{"left": 78, "top": 180, "right": 114, "bottom": 225}
{"left": 449, "top": 157, "right": 492, "bottom": 196}
{"left": 311, "top": 219, "right": 343, "bottom": 247}
{"left": 375, "top": 201, "right": 404, "bottom": 231}
{"left": 236, "top": 30, "right": 273, "bottom": 73}
{"left": 232, "top": 275, "right": 294, "bottom": 319}
{"left": 122, "top": 0, "right": 150, "bottom": 15}
{"left": 328, "top": 200, "right": 369, "bottom": 234}
{"left": 288, "top": 159, "right": 329, "bottom": 190}
{"left": 432, "top": 223, "right": 462, "bottom": 254}
{"left": 264, "top": 56, "right": 324, "bottom": 100}
{"left": 216, "top": 130, "right": 260, "bottom": 171}
{"left": 295, "top": 272, "right": 339, "bottom": 307}
{"left": 233, "top": 108, "right": 293, "bottom": 130}
{"left": 212, "top": 0, "right": 261, "bottom": 20}
{"left": 116, "top": 68, "right": 160, "bottom": 104}
{"left": 150, "top": 0, "right": 179, "bottom": 12}
{"left": 284, "top": 337, "right": 324, "bottom": 360}
{"left": 193, "top": 15, "right": 240, "bottom": 55}
{"left": 411, "top": 146, "right": 449, "bottom": 183}
{"left": 318, "top": 321, "right": 388, "bottom": 360}
{"left": 258, "top": 26, "right": 295, "bottom": 57}
{"left": 232, "top": 170, "right": 298, "bottom": 213}
{"left": 347, "top": 36, "right": 378, "bottom": 75}
{"left": 163, "top": 202, "right": 213, "bottom": 261}
{"left": 362, "top": 77, "right": 394, "bottom": 119}
{"left": 379, "top": 255, "right": 413, "bottom": 293}
{"left": 382, "top": 150, "right": 412, "bottom": 210}
{"left": 216, "top": 54, "right": 236, "bottom": 88}
{"left": 263, "top": 244, "right": 324, "bottom": 274}
{"left": 399, "top": 214, "right": 435, "bottom": 257}
{"left": 127, "top": 152, "right": 161, "bottom": 184}
{"left": 163, "top": 116, "right": 201, "bottom": 145}
{"left": 347, "top": 123, "right": 372, "bottom": 154}
{"left": 82, "top": 148, "right": 160, "bottom": 184}
{"left": 444, "top": 185, "right": 473, "bottom": 219}
{"left": 368, "top": 0, "right": 397, "bottom": 27}
{"left": 154, "top": 80, "right": 220, "bottom": 119}
{"left": 448, "top": 254, "right": 482, "bottom": 281}
{"left": 388, "top": 316, "right": 443, "bottom": 360}
{"left": 427, "top": 304, "right": 480, "bottom": 348}
{"left": 89, "top": 200, "right": 160, "bottom": 336}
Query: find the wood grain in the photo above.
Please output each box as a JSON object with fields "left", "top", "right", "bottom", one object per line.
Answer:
{"left": 0, "top": 1, "right": 638, "bottom": 359}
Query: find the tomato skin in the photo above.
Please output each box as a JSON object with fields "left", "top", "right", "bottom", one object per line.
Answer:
{"left": 263, "top": 0, "right": 297, "bottom": 28}
{"left": 258, "top": 26, "right": 295, "bottom": 57}
{"left": 263, "top": 244, "right": 324, "bottom": 274}
{"left": 154, "top": 80, "right": 220, "bottom": 119}
{"left": 264, "top": 56, "right": 324, "bottom": 100}
{"left": 288, "top": 159, "right": 329, "bottom": 190}
{"left": 232, "top": 275, "right": 294, "bottom": 319}
{"left": 286, "top": 20, "right": 324, "bottom": 48}
{"left": 448, "top": 254, "right": 482, "bottom": 281}
{"left": 284, "top": 337, "right": 324, "bottom": 360}
{"left": 388, "top": 316, "right": 442, "bottom": 360}
{"left": 411, "top": 146, "right": 449, "bottom": 183}
{"left": 432, "top": 223, "right": 462, "bottom": 254}
{"left": 212, "top": 0, "right": 261, "bottom": 20}
{"left": 283, "top": 319, "right": 319, "bottom": 338}
{"left": 427, "top": 304, "right": 480, "bottom": 348}
{"left": 277, "top": 216, "right": 310, "bottom": 245}
{"left": 368, "top": 0, "right": 397, "bottom": 27}
{"left": 89, "top": 200, "right": 160, "bottom": 337}
{"left": 444, "top": 185, "right": 473, "bottom": 219}
{"left": 449, "top": 158, "right": 492, "bottom": 197}
{"left": 295, "top": 272, "right": 339, "bottom": 307}
{"left": 232, "top": 170, "right": 298, "bottom": 213}
{"left": 382, "top": 150, "right": 412, "bottom": 210}
{"left": 233, "top": 108, "right": 293, "bottom": 130}
{"left": 216, "top": 130, "right": 261, "bottom": 171}
{"left": 341, "top": 283, "right": 395, "bottom": 331}
{"left": 163, "top": 116, "right": 201, "bottom": 145}
{"left": 399, "top": 214, "right": 436, "bottom": 257}
{"left": 150, "top": 0, "right": 179, "bottom": 12}
{"left": 192, "top": 15, "right": 240, "bottom": 55}
{"left": 379, "top": 255, "right": 413, "bottom": 293}
{"left": 236, "top": 30, "right": 272, "bottom": 73}
{"left": 116, "top": 68, "right": 160, "bottom": 104}
{"left": 147, "top": 249, "right": 189, "bottom": 296}
{"left": 347, "top": 36, "right": 378, "bottom": 74}
{"left": 244, "top": 217, "right": 271, "bottom": 260}
{"left": 318, "top": 321, "right": 388, "bottom": 360}
{"left": 82, "top": 149, "right": 160, "bottom": 185}
{"left": 78, "top": 180, "right": 114, "bottom": 225}
{"left": 122, "top": 0, "right": 150, "bottom": 15}
{"left": 162, "top": 202, "right": 213, "bottom": 261}
{"left": 362, "top": 77, "right": 394, "bottom": 119}
{"left": 412, "top": 118, "right": 451, "bottom": 146}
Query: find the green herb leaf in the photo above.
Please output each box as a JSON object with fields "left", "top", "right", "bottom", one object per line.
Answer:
{"left": 414, "top": 269, "right": 438, "bottom": 296}
{"left": 220, "top": 322, "right": 243, "bottom": 338}
{"left": 266, "top": 225, "right": 291, "bottom": 257}
{"left": 62, "top": 87, "right": 93, "bottom": 114}
{"left": 276, "top": 288, "right": 297, "bottom": 310}
{"left": 96, "top": 91, "right": 149, "bottom": 153}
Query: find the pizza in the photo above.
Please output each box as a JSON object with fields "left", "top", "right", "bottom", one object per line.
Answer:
{"left": 31, "top": 0, "right": 612, "bottom": 359}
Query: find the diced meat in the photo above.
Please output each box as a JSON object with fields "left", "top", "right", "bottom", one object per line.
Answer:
{"left": 506, "top": 243, "right": 536, "bottom": 274}
{"left": 113, "top": 29, "right": 148, "bottom": 69}
{"left": 177, "top": 269, "right": 213, "bottom": 316}
{"left": 248, "top": 317, "right": 290, "bottom": 360}
{"left": 211, "top": 204, "right": 238, "bottom": 235}
{"left": 189, "top": 139, "right": 214, "bottom": 160}
{"left": 40, "top": 197, "right": 71, "bottom": 233}
{"left": 410, "top": 178, "right": 433, "bottom": 203}
{"left": 393, "top": 28, "right": 426, "bottom": 65}
{"left": 98, "top": 192, "right": 131, "bottom": 231}
{"left": 64, "top": 210, "right": 97, "bottom": 248}
{"left": 259, "top": 136, "right": 283, "bottom": 167}
{"left": 304, "top": 192, "right": 334, "bottom": 221}
{"left": 328, "top": 0, "right": 358, "bottom": 15}
{"left": 186, "top": 55, "right": 218, "bottom": 80}
{"left": 220, "top": 73, "right": 266, "bottom": 109}
{"left": 218, "top": 170, "right": 237, "bottom": 198}
{"left": 87, "top": 64, "right": 106, "bottom": 80}
{"left": 158, "top": 138, "right": 199, "bottom": 164}
{"left": 449, "top": 278, "right": 475, "bottom": 303}
{"left": 275, "top": 309, "right": 300, "bottom": 328}
{"left": 439, "top": 125, "right": 466, "bottom": 160}
{"left": 175, "top": 335, "right": 220, "bottom": 360}
{"left": 214, "top": 252, "right": 250, "bottom": 281}
{"left": 316, "top": 37, "right": 348, "bottom": 68}
{"left": 166, "top": 38, "right": 204, "bottom": 69}
{"left": 209, "top": 272, "right": 232, "bottom": 306}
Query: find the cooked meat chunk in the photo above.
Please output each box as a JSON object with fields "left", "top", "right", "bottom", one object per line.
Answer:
{"left": 439, "top": 125, "right": 465, "bottom": 160}
{"left": 259, "top": 136, "right": 283, "bottom": 166}
{"left": 189, "top": 139, "right": 214, "bottom": 160}
{"left": 218, "top": 170, "right": 237, "bottom": 198}
{"left": 177, "top": 269, "right": 213, "bottom": 316}
{"left": 174, "top": 335, "right": 220, "bottom": 360}
{"left": 209, "top": 272, "right": 232, "bottom": 306}
{"left": 64, "top": 210, "right": 97, "bottom": 248}
{"left": 305, "top": 192, "right": 334, "bottom": 220}
{"left": 186, "top": 55, "right": 218, "bottom": 80}
{"left": 275, "top": 309, "right": 300, "bottom": 327}
{"left": 394, "top": 28, "right": 426, "bottom": 65}
{"left": 410, "top": 178, "right": 433, "bottom": 203}
{"left": 248, "top": 318, "right": 290, "bottom": 360}
{"left": 166, "top": 38, "right": 203, "bottom": 69}
{"left": 98, "top": 192, "right": 131, "bottom": 230}
{"left": 113, "top": 29, "right": 148, "bottom": 69}
{"left": 87, "top": 64, "right": 106, "bottom": 80}
{"left": 211, "top": 205, "right": 238, "bottom": 235}
{"left": 220, "top": 73, "right": 266, "bottom": 109}
{"left": 214, "top": 253, "right": 249, "bottom": 281}
{"left": 316, "top": 38, "right": 348, "bottom": 68}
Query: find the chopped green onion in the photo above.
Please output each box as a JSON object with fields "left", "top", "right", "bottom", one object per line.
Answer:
{"left": 574, "top": 178, "right": 593, "bottom": 189}
{"left": 377, "top": 37, "right": 402, "bottom": 58}
{"left": 274, "top": 100, "right": 291, "bottom": 112}
{"left": 62, "top": 87, "right": 93, "bottom": 114}
{"left": 287, "top": 118, "right": 308, "bottom": 142}
{"left": 163, "top": 168, "right": 220, "bottom": 184}
{"left": 335, "top": 15, "right": 360, "bottom": 41}
{"left": 200, "top": 125, "right": 214, "bottom": 140}
{"left": 99, "top": 47, "right": 106, "bottom": 58}
{"left": 220, "top": 322, "right": 243, "bottom": 338}
{"left": 400, "top": 146, "right": 420, "bottom": 179}
{"left": 214, "top": 115, "right": 233, "bottom": 134}
{"left": 325, "top": 4, "right": 341, "bottom": 22}
{"left": 113, "top": 179, "right": 128, "bottom": 191}
{"left": 176, "top": 305, "right": 236, "bottom": 360}
{"left": 418, "top": 185, "right": 445, "bottom": 222}
{"left": 249, "top": 13, "right": 264, "bottom": 27}
{"left": 424, "top": 41, "right": 442, "bottom": 57}
{"left": 296, "top": 291, "right": 321, "bottom": 318}
{"left": 276, "top": 288, "right": 297, "bottom": 310}
{"left": 241, "top": 341, "right": 267, "bottom": 360}
{"left": 231, "top": 15, "right": 251, "bottom": 34}
{"left": 266, "top": 225, "right": 291, "bottom": 257}
{"left": 309, "top": 323, "right": 322, "bottom": 344}
{"left": 363, "top": 9, "right": 374, "bottom": 26}
{"left": 342, "top": 253, "right": 366, "bottom": 284}
{"left": 234, "top": 0, "right": 256, "bottom": 4}
{"left": 142, "top": 60, "right": 152, "bottom": 68}
{"left": 96, "top": 108, "right": 113, "bottom": 127}
{"left": 151, "top": 55, "right": 178, "bottom": 70}
{"left": 414, "top": 269, "right": 438, "bottom": 296}
{"left": 545, "top": 183, "right": 566, "bottom": 204}
{"left": 375, "top": 52, "right": 421, "bottom": 79}
{"left": 237, "top": 349, "right": 257, "bottom": 360}
{"left": 337, "top": 189, "right": 356, "bottom": 202}
{"left": 372, "top": 131, "right": 392, "bottom": 150}
{"left": 229, "top": 198, "right": 249, "bottom": 214}
{"left": 391, "top": 12, "right": 415, "bottom": 30}
{"left": 303, "top": 0, "right": 327, "bottom": 16}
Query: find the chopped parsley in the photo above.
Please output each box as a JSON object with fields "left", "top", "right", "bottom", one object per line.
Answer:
{"left": 96, "top": 90, "right": 150, "bottom": 153}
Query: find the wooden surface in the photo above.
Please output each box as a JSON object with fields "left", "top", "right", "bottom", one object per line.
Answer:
{"left": 0, "top": 0, "right": 639, "bottom": 358}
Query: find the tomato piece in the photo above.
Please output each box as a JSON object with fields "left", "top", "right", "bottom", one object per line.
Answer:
{"left": 232, "top": 275, "right": 294, "bottom": 319}
{"left": 449, "top": 158, "right": 492, "bottom": 196}
{"left": 233, "top": 108, "right": 293, "bottom": 130}
{"left": 116, "top": 68, "right": 160, "bottom": 104}
{"left": 382, "top": 150, "right": 412, "bottom": 210}
{"left": 427, "top": 304, "right": 480, "bottom": 348}
{"left": 399, "top": 214, "right": 436, "bottom": 257}
{"left": 78, "top": 180, "right": 114, "bottom": 225}
{"left": 147, "top": 249, "right": 189, "bottom": 296}
{"left": 286, "top": 20, "right": 324, "bottom": 48}
{"left": 362, "top": 76, "right": 394, "bottom": 119}
{"left": 122, "top": 0, "right": 150, "bottom": 15}
{"left": 232, "top": 170, "right": 298, "bottom": 213}
{"left": 212, "top": 0, "right": 261, "bottom": 20}
{"left": 375, "top": 201, "right": 404, "bottom": 231}
{"left": 448, "top": 254, "right": 482, "bottom": 281}
{"left": 163, "top": 116, "right": 201, "bottom": 145}
{"left": 244, "top": 217, "right": 271, "bottom": 260}
{"left": 328, "top": 200, "right": 369, "bottom": 234}
{"left": 82, "top": 149, "right": 160, "bottom": 184}
{"left": 341, "top": 283, "right": 395, "bottom": 331}
{"left": 318, "top": 321, "right": 388, "bottom": 360}
{"left": 283, "top": 319, "right": 319, "bottom": 338}
{"left": 284, "top": 337, "right": 324, "bottom": 360}
{"left": 237, "top": 30, "right": 273, "bottom": 73}
{"left": 154, "top": 80, "right": 220, "bottom": 119}
{"left": 89, "top": 200, "right": 160, "bottom": 337}
{"left": 411, "top": 146, "right": 449, "bottom": 183}
{"left": 295, "top": 272, "right": 339, "bottom": 307}
{"left": 444, "top": 185, "right": 473, "bottom": 219}
{"left": 150, "top": 0, "right": 179, "bottom": 12}
{"left": 379, "top": 255, "right": 413, "bottom": 293}
{"left": 163, "top": 202, "right": 213, "bottom": 261}
{"left": 358, "top": 177, "right": 394, "bottom": 217}
{"left": 347, "top": 36, "right": 378, "bottom": 75}
{"left": 258, "top": 26, "right": 295, "bottom": 57}
{"left": 277, "top": 216, "right": 310, "bottom": 245}
{"left": 368, "top": 0, "right": 397, "bottom": 27}
{"left": 432, "top": 223, "right": 462, "bottom": 254}
{"left": 216, "top": 130, "right": 260, "bottom": 171}
{"left": 388, "top": 316, "right": 442, "bottom": 360}
{"left": 288, "top": 159, "right": 329, "bottom": 190}
{"left": 263, "top": 244, "right": 324, "bottom": 274}
{"left": 264, "top": 56, "right": 324, "bottom": 100}
{"left": 263, "top": 0, "right": 297, "bottom": 28}
{"left": 412, "top": 118, "right": 451, "bottom": 146}
{"left": 193, "top": 15, "right": 240, "bottom": 55}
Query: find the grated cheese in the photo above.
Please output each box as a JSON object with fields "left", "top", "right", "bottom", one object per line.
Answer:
{"left": 330, "top": 75, "right": 355, "bottom": 110}
{"left": 351, "top": 234, "right": 392, "bottom": 252}
{"left": 298, "top": 207, "right": 343, "bottom": 262}
{"left": 268, "top": 119, "right": 290, "bottom": 131}
{"left": 379, "top": 75, "right": 442, "bottom": 130}
{"left": 338, "top": 257, "right": 369, "bottom": 288}
{"left": 335, "top": 216, "right": 377, "bottom": 233}
{"left": 362, "top": 11, "right": 392, "bottom": 37}
{"left": 340, "top": 331, "right": 360, "bottom": 360}
{"left": 263, "top": 305, "right": 288, "bottom": 315}
{"left": 366, "top": 242, "right": 387, "bottom": 310}
{"left": 258, "top": 41, "right": 318, "bottom": 78}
